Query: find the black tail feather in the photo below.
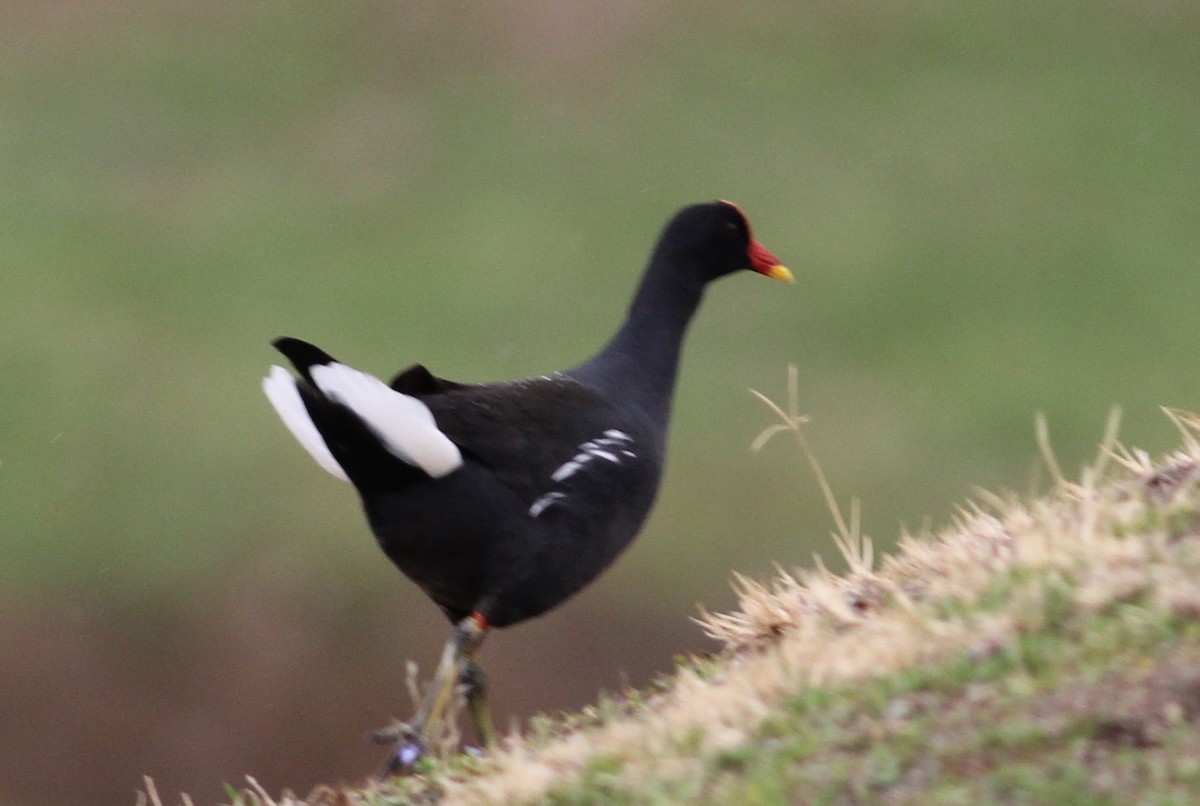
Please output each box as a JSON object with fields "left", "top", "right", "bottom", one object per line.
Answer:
{"left": 272, "top": 337, "right": 338, "bottom": 384}
{"left": 273, "top": 337, "right": 427, "bottom": 489}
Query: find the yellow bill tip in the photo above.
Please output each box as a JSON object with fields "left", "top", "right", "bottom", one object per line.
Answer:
{"left": 764, "top": 264, "right": 794, "bottom": 282}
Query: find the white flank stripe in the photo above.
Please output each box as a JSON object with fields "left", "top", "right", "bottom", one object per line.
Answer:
{"left": 549, "top": 429, "right": 637, "bottom": 485}
{"left": 551, "top": 460, "right": 584, "bottom": 483}
{"left": 310, "top": 362, "right": 463, "bottom": 478}
{"left": 262, "top": 366, "right": 350, "bottom": 482}
{"left": 529, "top": 491, "right": 567, "bottom": 518}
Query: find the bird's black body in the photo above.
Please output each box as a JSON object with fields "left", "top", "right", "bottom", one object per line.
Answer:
{"left": 364, "top": 372, "right": 661, "bottom": 628}
{"left": 264, "top": 200, "right": 789, "bottom": 772}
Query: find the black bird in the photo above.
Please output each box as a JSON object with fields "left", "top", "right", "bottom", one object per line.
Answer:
{"left": 262, "top": 200, "right": 790, "bottom": 775}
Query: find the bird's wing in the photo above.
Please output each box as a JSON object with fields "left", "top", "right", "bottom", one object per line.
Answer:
{"left": 422, "top": 376, "right": 654, "bottom": 520}
{"left": 390, "top": 363, "right": 472, "bottom": 396}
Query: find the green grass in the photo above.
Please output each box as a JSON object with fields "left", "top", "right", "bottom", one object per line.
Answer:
{"left": 685, "top": 617, "right": 1200, "bottom": 805}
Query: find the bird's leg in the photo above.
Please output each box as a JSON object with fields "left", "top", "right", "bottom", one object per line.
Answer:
{"left": 371, "top": 635, "right": 459, "bottom": 773}
{"left": 460, "top": 657, "right": 497, "bottom": 749}
{"left": 374, "top": 613, "right": 489, "bottom": 777}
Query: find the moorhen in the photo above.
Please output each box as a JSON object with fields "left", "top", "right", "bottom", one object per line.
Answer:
{"left": 262, "top": 200, "right": 790, "bottom": 775}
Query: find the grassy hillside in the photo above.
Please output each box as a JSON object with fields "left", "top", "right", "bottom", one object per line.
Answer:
{"left": 148, "top": 403, "right": 1200, "bottom": 805}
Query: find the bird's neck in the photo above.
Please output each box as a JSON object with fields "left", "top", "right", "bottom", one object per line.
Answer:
{"left": 571, "top": 256, "right": 707, "bottom": 431}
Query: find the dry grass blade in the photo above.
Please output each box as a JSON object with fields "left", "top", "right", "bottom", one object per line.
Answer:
{"left": 1162, "top": 406, "right": 1200, "bottom": 453}
{"left": 748, "top": 365, "right": 866, "bottom": 574}
{"left": 698, "top": 366, "right": 884, "bottom": 645}
{"left": 139, "top": 777, "right": 197, "bottom": 806}
{"left": 245, "top": 777, "right": 276, "bottom": 805}
{"left": 1035, "top": 412, "right": 1066, "bottom": 488}
{"left": 140, "top": 776, "right": 162, "bottom": 806}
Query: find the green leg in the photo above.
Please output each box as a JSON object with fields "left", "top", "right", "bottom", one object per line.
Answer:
{"left": 374, "top": 614, "right": 488, "bottom": 777}
{"left": 460, "top": 657, "right": 497, "bottom": 749}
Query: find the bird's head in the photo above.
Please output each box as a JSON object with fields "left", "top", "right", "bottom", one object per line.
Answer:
{"left": 658, "top": 200, "right": 792, "bottom": 283}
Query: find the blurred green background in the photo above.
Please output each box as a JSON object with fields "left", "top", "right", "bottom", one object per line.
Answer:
{"left": 2, "top": 2, "right": 1198, "bottom": 804}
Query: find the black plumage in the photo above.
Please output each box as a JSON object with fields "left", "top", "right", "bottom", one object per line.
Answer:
{"left": 263, "top": 200, "right": 790, "bottom": 774}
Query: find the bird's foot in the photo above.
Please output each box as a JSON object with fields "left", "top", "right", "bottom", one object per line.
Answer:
{"left": 371, "top": 720, "right": 427, "bottom": 777}
{"left": 369, "top": 718, "right": 414, "bottom": 745}
{"left": 372, "top": 614, "right": 492, "bottom": 778}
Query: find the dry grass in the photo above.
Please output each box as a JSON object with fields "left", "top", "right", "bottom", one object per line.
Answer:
{"left": 143, "top": 378, "right": 1200, "bottom": 804}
